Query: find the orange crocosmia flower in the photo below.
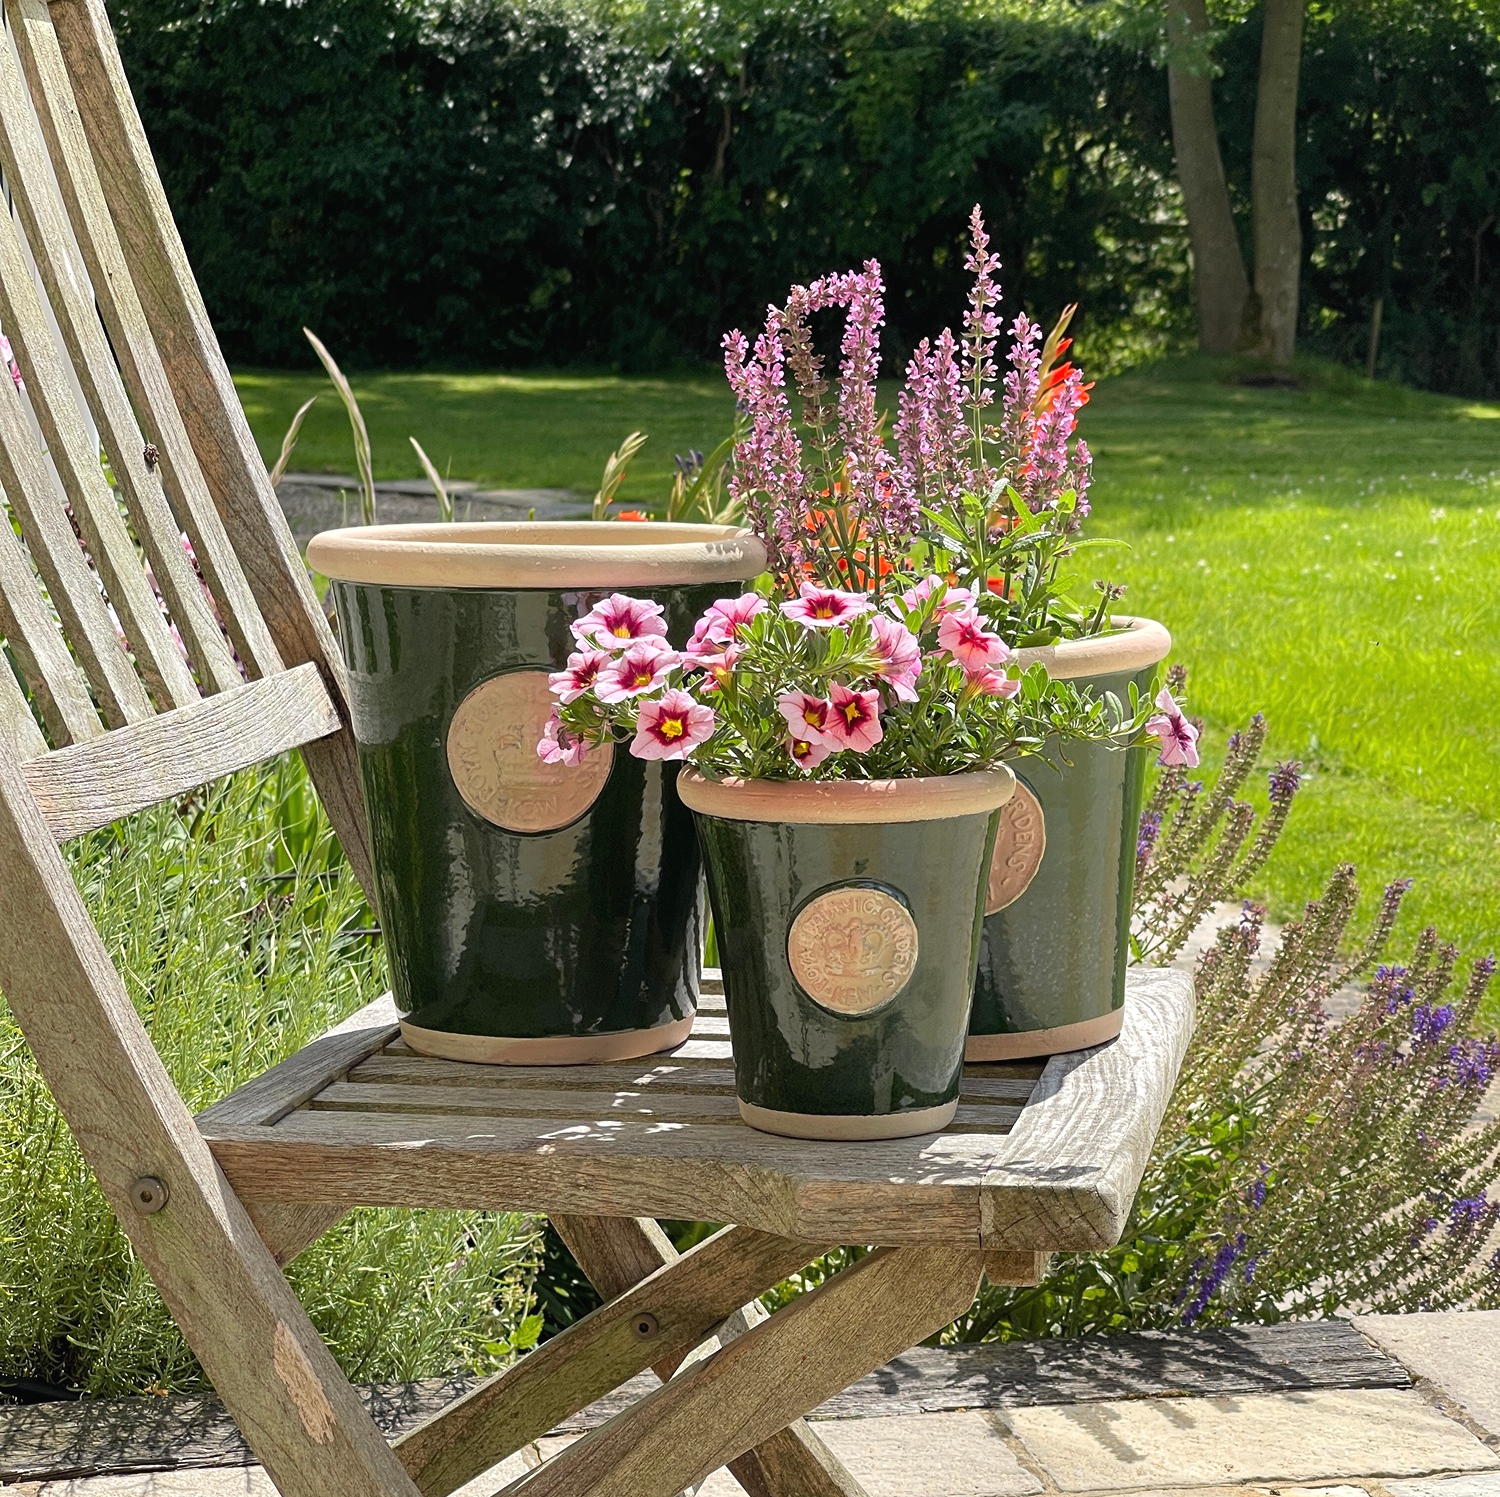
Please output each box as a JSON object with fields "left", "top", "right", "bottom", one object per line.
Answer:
{"left": 615, "top": 510, "right": 651, "bottom": 522}
{"left": 985, "top": 576, "right": 1010, "bottom": 599}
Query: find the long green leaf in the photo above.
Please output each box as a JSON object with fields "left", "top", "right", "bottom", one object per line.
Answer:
{"left": 304, "top": 328, "right": 376, "bottom": 525}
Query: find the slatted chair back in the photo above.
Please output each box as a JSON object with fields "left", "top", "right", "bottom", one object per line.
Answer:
{"left": 0, "top": 0, "right": 370, "bottom": 880}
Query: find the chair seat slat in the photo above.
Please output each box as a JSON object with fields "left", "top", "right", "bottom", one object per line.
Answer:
{"left": 21, "top": 660, "right": 341, "bottom": 840}
{"left": 0, "top": 518, "right": 101, "bottom": 744}
{"left": 0, "top": 39, "right": 200, "bottom": 713}
{"left": 7, "top": 0, "right": 279, "bottom": 685}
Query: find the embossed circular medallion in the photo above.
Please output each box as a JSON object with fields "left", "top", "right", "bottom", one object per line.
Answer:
{"left": 446, "top": 670, "right": 612, "bottom": 833}
{"left": 787, "top": 885, "right": 919, "bottom": 1015}
{"left": 984, "top": 779, "right": 1046, "bottom": 914}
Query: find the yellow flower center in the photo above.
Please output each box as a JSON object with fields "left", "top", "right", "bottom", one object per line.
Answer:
{"left": 632, "top": 671, "right": 654, "bottom": 688}
{"left": 612, "top": 623, "right": 632, "bottom": 637}
{"left": 813, "top": 603, "right": 836, "bottom": 618}
{"left": 842, "top": 701, "right": 861, "bottom": 725}
{"left": 660, "top": 717, "right": 685, "bottom": 739}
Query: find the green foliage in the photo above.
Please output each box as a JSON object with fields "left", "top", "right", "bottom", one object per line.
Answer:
{"left": 954, "top": 729, "right": 1500, "bottom": 1342}
{"left": 114, "top": 0, "right": 1186, "bottom": 372}
{"left": 0, "top": 758, "right": 538, "bottom": 1397}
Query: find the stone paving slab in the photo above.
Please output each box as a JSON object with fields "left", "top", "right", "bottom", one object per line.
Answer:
{"left": 1384, "top": 1478, "right": 1500, "bottom": 1497}
{"left": 1356, "top": 1312, "right": 1500, "bottom": 1439}
{"left": 813, "top": 1412, "right": 1042, "bottom": 1497}
{"left": 999, "top": 1388, "right": 1500, "bottom": 1490}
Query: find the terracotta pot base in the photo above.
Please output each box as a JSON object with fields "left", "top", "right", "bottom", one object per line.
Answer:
{"left": 399, "top": 1014, "right": 695, "bottom": 1066}
{"left": 737, "top": 1097, "right": 958, "bottom": 1140}
{"left": 964, "top": 1005, "right": 1123, "bottom": 1062}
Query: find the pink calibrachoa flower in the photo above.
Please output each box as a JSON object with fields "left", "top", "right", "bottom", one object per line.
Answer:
{"left": 778, "top": 690, "right": 836, "bottom": 745}
{"left": 789, "top": 735, "right": 833, "bottom": 771}
{"left": 571, "top": 593, "right": 669, "bottom": 649}
{"left": 780, "top": 582, "right": 872, "bottom": 630}
{"left": 548, "top": 648, "right": 612, "bottom": 703}
{"left": 823, "top": 682, "right": 884, "bottom": 753}
{"left": 1144, "top": 688, "right": 1201, "bottom": 768}
{"left": 632, "top": 689, "right": 716, "bottom": 761}
{"left": 869, "top": 613, "right": 922, "bottom": 702}
{"left": 897, "top": 575, "right": 974, "bottom": 617}
{"left": 596, "top": 640, "right": 678, "bottom": 703}
{"left": 705, "top": 593, "right": 767, "bottom": 634}
{"left": 972, "top": 668, "right": 1021, "bottom": 699}
{"left": 538, "top": 708, "right": 591, "bottom": 766}
{"left": 688, "top": 645, "right": 740, "bottom": 693}
{"left": 937, "top": 607, "right": 1012, "bottom": 675}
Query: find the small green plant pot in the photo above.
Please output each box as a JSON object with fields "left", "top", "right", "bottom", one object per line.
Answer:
{"left": 680, "top": 770, "right": 1014, "bottom": 1139}
{"left": 309, "top": 522, "right": 765, "bottom": 1064}
{"left": 967, "top": 618, "right": 1171, "bottom": 1061}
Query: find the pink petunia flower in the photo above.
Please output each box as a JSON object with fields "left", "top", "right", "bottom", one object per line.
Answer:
{"left": 537, "top": 708, "right": 591, "bottom": 767}
{"left": 631, "top": 689, "right": 716, "bottom": 761}
{"left": 548, "top": 648, "right": 612, "bottom": 703}
{"left": 595, "top": 640, "right": 678, "bottom": 703}
{"left": 780, "top": 581, "right": 872, "bottom": 629}
{"left": 788, "top": 735, "right": 833, "bottom": 771}
{"left": 869, "top": 613, "right": 922, "bottom": 702}
{"left": 1144, "top": 688, "right": 1200, "bottom": 767}
{"left": 823, "top": 681, "right": 884, "bottom": 753}
{"left": 778, "top": 690, "right": 836, "bottom": 745}
{"left": 938, "top": 607, "right": 1012, "bottom": 675}
{"left": 571, "top": 593, "right": 669, "bottom": 649}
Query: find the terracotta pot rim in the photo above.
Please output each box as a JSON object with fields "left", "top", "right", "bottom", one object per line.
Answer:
{"left": 307, "top": 521, "right": 766, "bottom": 590}
{"left": 1013, "top": 615, "right": 1171, "bottom": 681}
{"left": 677, "top": 766, "right": 1015, "bottom": 825}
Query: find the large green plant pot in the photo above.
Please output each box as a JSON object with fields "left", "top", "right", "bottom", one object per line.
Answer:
{"left": 309, "top": 522, "right": 765, "bottom": 1064}
{"left": 967, "top": 617, "right": 1171, "bottom": 1061}
{"left": 680, "top": 771, "right": 1014, "bottom": 1140}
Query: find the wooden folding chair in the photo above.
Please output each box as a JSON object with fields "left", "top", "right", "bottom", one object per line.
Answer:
{"left": 0, "top": 2, "right": 1194, "bottom": 1491}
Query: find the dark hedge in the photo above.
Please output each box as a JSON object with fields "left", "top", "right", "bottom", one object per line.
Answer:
{"left": 112, "top": 0, "right": 1500, "bottom": 394}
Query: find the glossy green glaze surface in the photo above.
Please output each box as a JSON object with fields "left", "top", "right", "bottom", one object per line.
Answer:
{"left": 971, "top": 665, "right": 1154, "bottom": 1038}
{"left": 696, "top": 809, "right": 999, "bottom": 1117}
{"left": 332, "top": 580, "right": 719, "bottom": 1040}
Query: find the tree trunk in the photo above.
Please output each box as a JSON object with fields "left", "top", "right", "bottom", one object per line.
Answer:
{"left": 1249, "top": 0, "right": 1307, "bottom": 366}
{"left": 1166, "top": 0, "right": 1249, "bottom": 355}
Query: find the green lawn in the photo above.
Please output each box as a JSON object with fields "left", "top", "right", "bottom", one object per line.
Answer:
{"left": 236, "top": 358, "right": 1500, "bottom": 973}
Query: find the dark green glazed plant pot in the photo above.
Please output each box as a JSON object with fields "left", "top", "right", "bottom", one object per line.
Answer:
{"left": 307, "top": 522, "right": 765, "bottom": 1064}
{"left": 680, "top": 770, "right": 1014, "bottom": 1139}
{"left": 968, "top": 617, "right": 1171, "bottom": 1061}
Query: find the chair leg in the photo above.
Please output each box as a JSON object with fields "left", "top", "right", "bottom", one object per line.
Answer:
{"left": 0, "top": 756, "right": 420, "bottom": 1497}
{"left": 394, "top": 1225, "right": 825, "bottom": 1497}
{"left": 555, "top": 1217, "right": 872, "bottom": 1497}
{"left": 525, "top": 1236, "right": 981, "bottom": 1497}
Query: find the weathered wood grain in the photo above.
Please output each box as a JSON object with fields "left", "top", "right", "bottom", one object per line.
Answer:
{"left": 0, "top": 646, "right": 47, "bottom": 762}
{"left": 497, "top": 1247, "right": 983, "bottom": 1497}
{"left": 0, "top": 325, "right": 151, "bottom": 728}
{"left": 49, "top": 0, "right": 376, "bottom": 895}
{"left": 346, "top": 1053, "right": 1038, "bottom": 1106}
{"left": 206, "top": 1109, "right": 995, "bottom": 1245}
{"left": 0, "top": 516, "right": 102, "bottom": 746}
{"left": 0, "top": 0, "right": 242, "bottom": 696}
{"left": 22, "top": 663, "right": 341, "bottom": 841}
{"left": 980, "top": 967, "right": 1194, "bottom": 1251}
{"left": 982, "top": 1251, "right": 1051, "bottom": 1287}
{"left": 0, "top": 737, "right": 421, "bottom": 1496}
{"left": 551, "top": 1217, "right": 870, "bottom": 1497}
{"left": 0, "top": 44, "right": 200, "bottom": 712}
{"left": 395, "top": 1227, "right": 824, "bottom": 1497}
{"left": 8, "top": 0, "right": 280, "bottom": 683}
{"left": 198, "top": 1004, "right": 400, "bottom": 1130}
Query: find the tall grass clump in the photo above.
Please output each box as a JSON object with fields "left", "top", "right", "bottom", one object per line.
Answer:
{"left": 0, "top": 755, "right": 539, "bottom": 1399}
